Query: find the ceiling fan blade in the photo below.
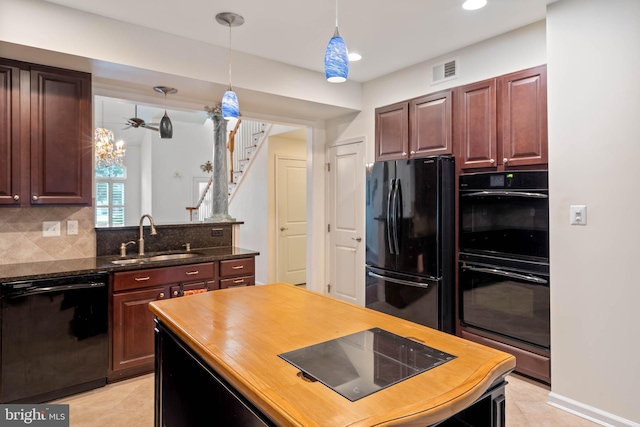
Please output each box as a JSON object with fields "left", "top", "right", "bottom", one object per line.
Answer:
{"left": 146, "top": 126, "right": 160, "bottom": 132}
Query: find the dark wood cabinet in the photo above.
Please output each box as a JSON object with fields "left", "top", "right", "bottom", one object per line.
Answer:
{"left": 457, "top": 65, "right": 547, "bottom": 171}
{"left": 375, "top": 102, "right": 408, "bottom": 161}
{"left": 0, "top": 58, "right": 91, "bottom": 206}
{"left": 409, "top": 90, "right": 453, "bottom": 157}
{"left": 0, "top": 59, "right": 24, "bottom": 205}
{"left": 456, "top": 78, "right": 498, "bottom": 169}
{"left": 375, "top": 90, "right": 453, "bottom": 161}
{"left": 499, "top": 65, "right": 548, "bottom": 168}
{"left": 110, "top": 262, "right": 216, "bottom": 381}
{"left": 219, "top": 257, "right": 255, "bottom": 289}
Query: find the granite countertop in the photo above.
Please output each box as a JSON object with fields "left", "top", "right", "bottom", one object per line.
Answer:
{"left": 0, "top": 247, "right": 259, "bottom": 282}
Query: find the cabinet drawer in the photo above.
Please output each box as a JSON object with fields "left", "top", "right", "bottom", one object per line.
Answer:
{"left": 219, "top": 258, "right": 255, "bottom": 278}
{"left": 170, "top": 282, "right": 209, "bottom": 298}
{"left": 220, "top": 276, "right": 255, "bottom": 289}
{"left": 114, "top": 262, "right": 215, "bottom": 292}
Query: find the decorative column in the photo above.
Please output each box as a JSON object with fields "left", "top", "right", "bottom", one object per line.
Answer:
{"left": 205, "top": 105, "right": 235, "bottom": 222}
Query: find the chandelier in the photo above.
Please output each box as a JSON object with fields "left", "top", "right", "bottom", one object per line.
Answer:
{"left": 95, "top": 127, "right": 125, "bottom": 167}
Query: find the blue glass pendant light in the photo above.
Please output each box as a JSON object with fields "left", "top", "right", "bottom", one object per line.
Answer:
{"left": 216, "top": 12, "right": 244, "bottom": 120}
{"left": 325, "top": 0, "right": 349, "bottom": 83}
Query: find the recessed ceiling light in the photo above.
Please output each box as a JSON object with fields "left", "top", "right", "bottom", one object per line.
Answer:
{"left": 348, "top": 53, "right": 362, "bottom": 62}
{"left": 462, "top": 0, "right": 487, "bottom": 10}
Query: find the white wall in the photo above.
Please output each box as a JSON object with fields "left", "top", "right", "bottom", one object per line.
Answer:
{"left": 151, "top": 120, "right": 215, "bottom": 224}
{"left": 229, "top": 131, "right": 308, "bottom": 285}
{"left": 229, "top": 135, "right": 270, "bottom": 284}
{"left": 546, "top": 0, "right": 640, "bottom": 424}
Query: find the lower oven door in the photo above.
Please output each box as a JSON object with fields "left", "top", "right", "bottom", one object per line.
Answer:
{"left": 459, "top": 258, "right": 550, "bottom": 349}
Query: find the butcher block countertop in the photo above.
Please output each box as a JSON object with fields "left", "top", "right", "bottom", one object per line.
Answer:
{"left": 149, "top": 283, "right": 516, "bottom": 427}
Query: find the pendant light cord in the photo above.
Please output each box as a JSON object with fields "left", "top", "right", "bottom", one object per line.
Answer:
{"left": 228, "top": 22, "right": 233, "bottom": 89}
{"left": 335, "top": 0, "right": 339, "bottom": 28}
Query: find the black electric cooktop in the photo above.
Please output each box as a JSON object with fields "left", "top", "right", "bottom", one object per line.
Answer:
{"left": 278, "top": 328, "right": 456, "bottom": 401}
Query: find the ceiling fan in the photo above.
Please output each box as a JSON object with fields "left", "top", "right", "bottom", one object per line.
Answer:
{"left": 123, "top": 105, "right": 159, "bottom": 131}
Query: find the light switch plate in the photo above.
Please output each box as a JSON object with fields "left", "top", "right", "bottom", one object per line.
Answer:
{"left": 570, "top": 205, "right": 587, "bottom": 225}
{"left": 67, "top": 220, "right": 79, "bottom": 235}
{"left": 43, "top": 221, "right": 61, "bottom": 237}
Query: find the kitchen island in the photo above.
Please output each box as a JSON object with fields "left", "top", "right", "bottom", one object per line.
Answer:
{"left": 149, "top": 283, "right": 515, "bottom": 427}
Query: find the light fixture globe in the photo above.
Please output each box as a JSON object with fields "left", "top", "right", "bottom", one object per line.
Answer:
{"left": 221, "top": 89, "right": 239, "bottom": 120}
{"left": 159, "top": 111, "right": 173, "bottom": 139}
{"left": 325, "top": 29, "right": 349, "bottom": 83}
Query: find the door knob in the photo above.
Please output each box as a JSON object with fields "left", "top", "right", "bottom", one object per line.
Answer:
{"left": 352, "top": 237, "right": 362, "bottom": 242}
{"left": 280, "top": 227, "right": 288, "bottom": 231}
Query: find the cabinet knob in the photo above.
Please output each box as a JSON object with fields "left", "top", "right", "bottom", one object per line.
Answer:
{"left": 489, "top": 158, "right": 495, "bottom": 164}
{"left": 159, "top": 292, "right": 165, "bottom": 299}
{"left": 503, "top": 158, "right": 509, "bottom": 164}
{"left": 410, "top": 150, "right": 415, "bottom": 155}
{"left": 280, "top": 227, "right": 288, "bottom": 231}
{"left": 13, "top": 195, "right": 19, "bottom": 201}
{"left": 32, "top": 195, "right": 39, "bottom": 201}
{"left": 173, "top": 290, "right": 179, "bottom": 297}
{"left": 402, "top": 152, "right": 407, "bottom": 157}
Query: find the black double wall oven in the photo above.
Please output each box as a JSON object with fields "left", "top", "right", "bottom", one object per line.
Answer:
{"left": 458, "top": 171, "right": 550, "bottom": 377}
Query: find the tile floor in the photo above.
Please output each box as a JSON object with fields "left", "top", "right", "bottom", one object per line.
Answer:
{"left": 52, "top": 373, "right": 600, "bottom": 426}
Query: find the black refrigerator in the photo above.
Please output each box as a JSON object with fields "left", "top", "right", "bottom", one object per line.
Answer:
{"left": 365, "top": 155, "right": 455, "bottom": 334}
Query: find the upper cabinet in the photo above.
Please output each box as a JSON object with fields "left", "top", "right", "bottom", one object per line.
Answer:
{"left": 457, "top": 65, "right": 547, "bottom": 171}
{"left": 0, "top": 58, "right": 92, "bottom": 206}
{"left": 375, "top": 89, "right": 453, "bottom": 161}
{"left": 374, "top": 101, "right": 408, "bottom": 161}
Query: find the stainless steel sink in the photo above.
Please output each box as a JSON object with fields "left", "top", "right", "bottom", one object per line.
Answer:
{"left": 145, "top": 253, "right": 201, "bottom": 262}
{"left": 111, "top": 258, "right": 148, "bottom": 265}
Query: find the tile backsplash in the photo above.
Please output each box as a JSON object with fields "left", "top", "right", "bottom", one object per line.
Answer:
{"left": 0, "top": 207, "right": 95, "bottom": 265}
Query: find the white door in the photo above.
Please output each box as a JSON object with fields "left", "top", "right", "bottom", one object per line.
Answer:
{"left": 327, "top": 141, "right": 365, "bottom": 305}
{"left": 276, "top": 157, "right": 307, "bottom": 284}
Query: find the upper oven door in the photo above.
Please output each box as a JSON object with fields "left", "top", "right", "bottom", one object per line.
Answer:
{"left": 459, "top": 172, "right": 549, "bottom": 261}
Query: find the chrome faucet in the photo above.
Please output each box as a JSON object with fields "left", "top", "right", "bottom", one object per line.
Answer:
{"left": 138, "top": 214, "right": 157, "bottom": 256}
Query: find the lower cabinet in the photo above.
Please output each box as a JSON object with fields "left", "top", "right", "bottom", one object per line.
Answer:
{"left": 109, "top": 257, "right": 256, "bottom": 382}
{"left": 109, "top": 262, "right": 216, "bottom": 381}
{"left": 219, "top": 257, "right": 256, "bottom": 289}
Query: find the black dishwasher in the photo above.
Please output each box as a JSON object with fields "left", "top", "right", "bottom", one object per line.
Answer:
{"left": 1, "top": 272, "right": 108, "bottom": 403}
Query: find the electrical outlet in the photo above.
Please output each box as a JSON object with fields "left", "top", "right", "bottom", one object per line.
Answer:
{"left": 211, "top": 228, "right": 224, "bottom": 237}
{"left": 570, "top": 205, "right": 587, "bottom": 225}
{"left": 43, "top": 221, "right": 61, "bottom": 237}
{"left": 67, "top": 220, "right": 79, "bottom": 235}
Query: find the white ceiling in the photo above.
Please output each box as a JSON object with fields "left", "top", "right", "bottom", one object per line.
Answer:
{"left": 43, "top": 0, "right": 554, "bottom": 83}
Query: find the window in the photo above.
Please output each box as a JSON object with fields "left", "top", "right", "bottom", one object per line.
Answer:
{"left": 95, "top": 164, "right": 126, "bottom": 227}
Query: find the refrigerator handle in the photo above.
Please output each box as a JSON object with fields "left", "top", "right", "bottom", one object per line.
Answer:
{"left": 392, "top": 178, "right": 401, "bottom": 254}
{"left": 386, "top": 179, "right": 396, "bottom": 255}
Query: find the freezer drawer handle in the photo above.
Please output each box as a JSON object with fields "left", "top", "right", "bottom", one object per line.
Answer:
{"left": 462, "top": 265, "right": 548, "bottom": 284}
{"left": 462, "top": 190, "right": 548, "bottom": 199}
{"left": 367, "top": 271, "right": 433, "bottom": 289}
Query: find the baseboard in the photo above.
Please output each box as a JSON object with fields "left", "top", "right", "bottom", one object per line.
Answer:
{"left": 548, "top": 392, "right": 640, "bottom": 427}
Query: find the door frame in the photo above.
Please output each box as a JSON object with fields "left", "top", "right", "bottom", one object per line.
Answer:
{"left": 325, "top": 136, "right": 366, "bottom": 304}
{"left": 274, "top": 155, "right": 307, "bottom": 284}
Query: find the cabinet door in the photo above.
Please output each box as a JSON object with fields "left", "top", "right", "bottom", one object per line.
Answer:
{"left": 112, "top": 286, "right": 169, "bottom": 372}
{"left": 409, "top": 90, "right": 452, "bottom": 157}
{"left": 0, "top": 60, "right": 22, "bottom": 205}
{"left": 29, "top": 66, "right": 91, "bottom": 205}
{"left": 499, "top": 65, "right": 548, "bottom": 167}
{"left": 375, "top": 102, "right": 409, "bottom": 161}
{"left": 457, "top": 79, "right": 497, "bottom": 170}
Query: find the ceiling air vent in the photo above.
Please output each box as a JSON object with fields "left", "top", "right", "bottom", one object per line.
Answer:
{"left": 431, "top": 59, "right": 458, "bottom": 84}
